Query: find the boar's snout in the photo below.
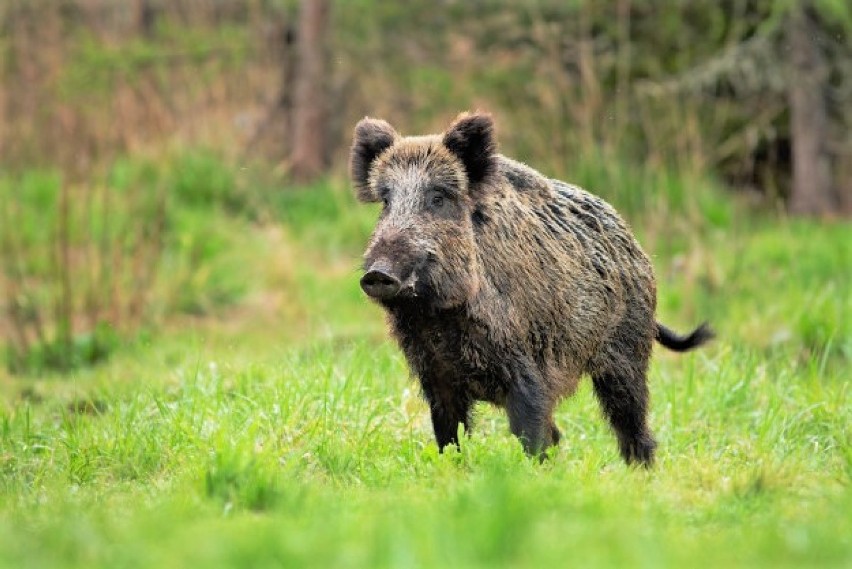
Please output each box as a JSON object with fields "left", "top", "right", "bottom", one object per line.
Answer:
{"left": 361, "top": 259, "right": 402, "bottom": 300}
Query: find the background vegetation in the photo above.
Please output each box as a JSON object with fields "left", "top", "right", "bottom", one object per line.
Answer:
{"left": 0, "top": 1, "right": 849, "bottom": 567}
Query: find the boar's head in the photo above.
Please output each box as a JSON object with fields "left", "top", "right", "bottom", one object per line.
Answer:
{"left": 350, "top": 112, "right": 497, "bottom": 309}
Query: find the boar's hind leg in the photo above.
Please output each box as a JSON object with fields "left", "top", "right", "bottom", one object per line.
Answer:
{"left": 591, "top": 368, "right": 656, "bottom": 467}
{"left": 506, "top": 360, "right": 554, "bottom": 458}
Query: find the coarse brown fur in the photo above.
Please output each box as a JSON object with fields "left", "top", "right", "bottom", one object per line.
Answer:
{"left": 350, "top": 112, "right": 713, "bottom": 466}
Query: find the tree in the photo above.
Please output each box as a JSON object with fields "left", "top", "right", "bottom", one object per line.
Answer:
{"left": 135, "top": 0, "right": 157, "bottom": 38}
{"left": 289, "top": 0, "right": 330, "bottom": 181}
{"left": 787, "top": 3, "right": 836, "bottom": 216}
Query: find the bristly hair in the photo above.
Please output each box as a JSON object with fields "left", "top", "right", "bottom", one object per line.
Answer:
{"left": 442, "top": 112, "right": 498, "bottom": 188}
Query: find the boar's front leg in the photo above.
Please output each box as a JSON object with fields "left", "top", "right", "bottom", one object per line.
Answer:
{"left": 430, "top": 403, "right": 472, "bottom": 451}
{"left": 506, "top": 358, "right": 553, "bottom": 457}
{"left": 422, "top": 380, "right": 473, "bottom": 452}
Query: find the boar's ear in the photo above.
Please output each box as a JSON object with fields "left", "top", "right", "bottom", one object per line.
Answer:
{"left": 442, "top": 112, "right": 497, "bottom": 187}
{"left": 350, "top": 118, "right": 398, "bottom": 202}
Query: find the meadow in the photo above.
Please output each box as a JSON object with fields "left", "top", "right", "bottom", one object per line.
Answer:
{"left": 0, "top": 161, "right": 850, "bottom": 568}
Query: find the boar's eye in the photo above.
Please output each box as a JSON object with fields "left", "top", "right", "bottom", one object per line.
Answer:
{"left": 378, "top": 186, "right": 391, "bottom": 208}
{"left": 427, "top": 187, "right": 450, "bottom": 212}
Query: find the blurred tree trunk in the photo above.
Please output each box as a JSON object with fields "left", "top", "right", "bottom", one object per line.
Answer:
{"left": 135, "top": 0, "right": 157, "bottom": 38}
{"left": 787, "top": 4, "right": 836, "bottom": 216}
{"left": 290, "top": 0, "right": 330, "bottom": 181}
{"left": 244, "top": 16, "right": 297, "bottom": 162}
{"left": 838, "top": 150, "right": 852, "bottom": 215}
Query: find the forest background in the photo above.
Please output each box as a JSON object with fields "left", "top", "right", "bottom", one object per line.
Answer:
{"left": 0, "top": 1, "right": 849, "bottom": 567}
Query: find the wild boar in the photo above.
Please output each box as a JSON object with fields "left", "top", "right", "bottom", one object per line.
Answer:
{"left": 351, "top": 112, "right": 713, "bottom": 465}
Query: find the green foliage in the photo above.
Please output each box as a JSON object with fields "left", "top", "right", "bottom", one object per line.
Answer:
{"left": 564, "top": 150, "right": 735, "bottom": 226}
{"left": 0, "top": 312, "right": 848, "bottom": 566}
{"left": 705, "top": 220, "right": 852, "bottom": 365}
{"left": 271, "top": 178, "right": 378, "bottom": 257}
{"left": 204, "top": 448, "right": 282, "bottom": 512}
{"left": 817, "top": 0, "right": 852, "bottom": 27}
{"left": 766, "top": 0, "right": 852, "bottom": 34}
{"left": 0, "top": 151, "right": 259, "bottom": 374}
{"left": 0, "top": 170, "right": 132, "bottom": 373}
{"left": 5, "top": 323, "right": 120, "bottom": 376}
{"left": 168, "top": 150, "right": 244, "bottom": 212}
{"left": 162, "top": 208, "right": 251, "bottom": 316}
{"left": 58, "top": 24, "right": 251, "bottom": 101}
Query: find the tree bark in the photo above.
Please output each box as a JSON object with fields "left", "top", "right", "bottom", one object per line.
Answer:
{"left": 787, "top": 4, "right": 836, "bottom": 216}
{"left": 290, "top": 0, "right": 330, "bottom": 182}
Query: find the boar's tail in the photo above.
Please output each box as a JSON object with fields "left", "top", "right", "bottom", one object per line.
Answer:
{"left": 655, "top": 322, "right": 714, "bottom": 352}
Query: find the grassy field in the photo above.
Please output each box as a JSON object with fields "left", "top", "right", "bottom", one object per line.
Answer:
{"left": 1, "top": 172, "right": 850, "bottom": 568}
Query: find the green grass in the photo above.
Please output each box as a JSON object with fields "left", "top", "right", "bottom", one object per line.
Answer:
{"left": 1, "top": 173, "right": 850, "bottom": 567}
